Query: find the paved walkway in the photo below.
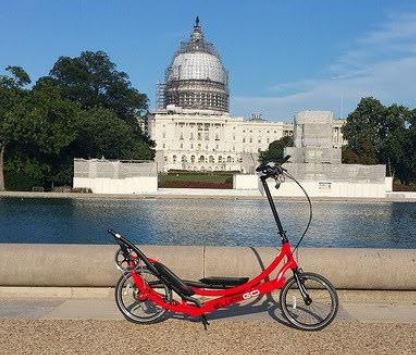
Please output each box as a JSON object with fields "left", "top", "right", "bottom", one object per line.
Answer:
{"left": 1, "top": 297, "right": 416, "bottom": 323}
{"left": 0, "top": 295, "right": 415, "bottom": 354}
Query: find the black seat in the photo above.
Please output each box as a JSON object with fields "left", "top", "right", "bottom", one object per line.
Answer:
{"left": 153, "top": 262, "right": 195, "bottom": 297}
{"left": 199, "top": 276, "right": 249, "bottom": 288}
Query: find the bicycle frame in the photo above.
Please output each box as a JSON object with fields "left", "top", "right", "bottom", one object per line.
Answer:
{"left": 115, "top": 175, "right": 300, "bottom": 318}
{"left": 129, "top": 241, "right": 298, "bottom": 317}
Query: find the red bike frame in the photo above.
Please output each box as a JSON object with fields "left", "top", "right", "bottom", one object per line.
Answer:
{"left": 113, "top": 169, "right": 301, "bottom": 318}
{"left": 128, "top": 241, "right": 297, "bottom": 317}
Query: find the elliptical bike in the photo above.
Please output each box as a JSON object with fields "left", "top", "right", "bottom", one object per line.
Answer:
{"left": 109, "top": 156, "right": 339, "bottom": 331}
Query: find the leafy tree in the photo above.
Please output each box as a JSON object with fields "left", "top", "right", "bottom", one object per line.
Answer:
{"left": 382, "top": 104, "right": 409, "bottom": 177}
{"left": 2, "top": 81, "right": 82, "bottom": 189}
{"left": 38, "top": 51, "right": 148, "bottom": 126}
{"left": 396, "top": 109, "right": 416, "bottom": 184}
{"left": 0, "top": 66, "right": 31, "bottom": 190}
{"left": 342, "top": 97, "right": 414, "bottom": 182}
{"left": 73, "top": 107, "right": 154, "bottom": 160}
{"left": 342, "top": 97, "right": 385, "bottom": 165}
{"left": 260, "top": 136, "right": 293, "bottom": 163}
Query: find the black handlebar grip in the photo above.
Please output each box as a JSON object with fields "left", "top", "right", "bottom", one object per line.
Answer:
{"left": 281, "top": 155, "right": 291, "bottom": 164}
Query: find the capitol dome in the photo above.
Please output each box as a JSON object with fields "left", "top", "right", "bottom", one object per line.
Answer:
{"left": 160, "top": 18, "right": 229, "bottom": 112}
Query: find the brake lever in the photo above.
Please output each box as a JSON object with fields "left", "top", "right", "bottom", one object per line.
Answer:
{"left": 274, "top": 171, "right": 285, "bottom": 189}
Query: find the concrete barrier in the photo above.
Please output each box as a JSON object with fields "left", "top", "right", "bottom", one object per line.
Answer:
{"left": 0, "top": 244, "right": 415, "bottom": 290}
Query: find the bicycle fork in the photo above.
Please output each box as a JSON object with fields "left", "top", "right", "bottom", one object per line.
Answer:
{"left": 294, "top": 270, "right": 312, "bottom": 306}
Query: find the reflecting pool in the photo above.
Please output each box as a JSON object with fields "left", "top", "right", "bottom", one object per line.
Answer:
{"left": 1, "top": 198, "right": 415, "bottom": 248}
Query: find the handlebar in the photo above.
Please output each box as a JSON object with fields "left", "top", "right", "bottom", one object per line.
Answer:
{"left": 256, "top": 155, "right": 291, "bottom": 178}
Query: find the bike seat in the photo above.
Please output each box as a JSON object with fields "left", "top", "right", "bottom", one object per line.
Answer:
{"left": 153, "top": 262, "right": 195, "bottom": 297}
{"left": 199, "top": 276, "right": 249, "bottom": 287}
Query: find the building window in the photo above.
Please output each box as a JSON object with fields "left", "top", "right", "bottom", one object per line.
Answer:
{"left": 191, "top": 155, "right": 195, "bottom": 163}
{"left": 162, "top": 132, "right": 166, "bottom": 138}
{"left": 242, "top": 138, "right": 246, "bottom": 143}
{"left": 172, "top": 155, "right": 177, "bottom": 162}
{"left": 180, "top": 143, "right": 183, "bottom": 149}
{"left": 164, "top": 156, "right": 168, "bottom": 162}
{"left": 227, "top": 156, "right": 232, "bottom": 163}
{"left": 181, "top": 155, "right": 187, "bottom": 162}
{"left": 163, "top": 143, "right": 166, "bottom": 148}
{"left": 249, "top": 138, "right": 252, "bottom": 143}
{"left": 209, "top": 155, "right": 214, "bottom": 163}
{"left": 199, "top": 155, "right": 205, "bottom": 163}
{"left": 218, "top": 156, "right": 223, "bottom": 163}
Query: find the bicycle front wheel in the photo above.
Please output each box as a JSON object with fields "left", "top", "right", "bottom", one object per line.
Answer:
{"left": 279, "top": 272, "right": 338, "bottom": 331}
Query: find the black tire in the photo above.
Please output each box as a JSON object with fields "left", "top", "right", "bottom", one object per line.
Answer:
{"left": 115, "top": 267, "right": 172, "bottom": 324}
{"left": 279, "top": 272, "right": 338, "bottom": 331}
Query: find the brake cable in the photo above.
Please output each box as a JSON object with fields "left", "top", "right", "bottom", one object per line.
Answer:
{"left": 281, "top": 170, "right": 313, "bottom": 259}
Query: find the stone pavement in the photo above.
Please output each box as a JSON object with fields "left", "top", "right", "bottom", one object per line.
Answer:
{"left": 0, "top": 293, "right": 415, "bottom": 354}
{"left": 0, "top": 292, "right": 416, "bottom": 323}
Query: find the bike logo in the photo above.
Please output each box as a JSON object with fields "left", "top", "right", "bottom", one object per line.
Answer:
{"left": 242, "top": 289, "right": 260, "bottom": 300}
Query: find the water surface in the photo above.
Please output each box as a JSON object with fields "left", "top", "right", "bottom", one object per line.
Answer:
{"left": 1, "top": 198, "right": 415, "bottom": 248}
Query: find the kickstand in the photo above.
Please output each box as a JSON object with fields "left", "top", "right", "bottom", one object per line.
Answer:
{"left": 201, "top": 315, "right": 210, "bottom": 330}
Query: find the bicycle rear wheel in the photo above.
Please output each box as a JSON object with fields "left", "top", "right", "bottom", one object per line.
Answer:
{"left": 115, "top": 267, "right": 172, "bottom": 324}
{"left": 279, "top": 272, "right": 338, "bottom": 331}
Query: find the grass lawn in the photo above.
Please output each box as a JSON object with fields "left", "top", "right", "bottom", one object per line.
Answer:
{"left": 158, "top": 171, "right": 234, "bottom": 189}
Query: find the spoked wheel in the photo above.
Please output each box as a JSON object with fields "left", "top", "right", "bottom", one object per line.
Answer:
{"left": 279, "top": 272, "right": 338, "bottom": 331}
{"left": 115, "top": 267, "right": 172, "bottom": 324}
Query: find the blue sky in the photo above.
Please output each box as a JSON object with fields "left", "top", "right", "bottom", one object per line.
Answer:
{"left": 1, "top": 0, "right": 416, "bottom": 121}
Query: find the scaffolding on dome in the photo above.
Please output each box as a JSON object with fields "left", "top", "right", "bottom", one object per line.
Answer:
{"left": 159, "top": 18, "right": 230, "bottom": 112}
{"left": 156, "top": 82, "right": 166, "bottom": 110}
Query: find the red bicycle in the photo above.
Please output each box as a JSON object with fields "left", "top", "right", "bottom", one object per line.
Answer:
{"left": 110, "top": 158, "right": 339, "bottom": 331}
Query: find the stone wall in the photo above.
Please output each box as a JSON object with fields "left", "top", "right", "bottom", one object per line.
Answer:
{"left": 73, "top": 159, "right": 158, "bottom": 194}
{"left": 0, "top": 244, "right": 415, "bottom": 290}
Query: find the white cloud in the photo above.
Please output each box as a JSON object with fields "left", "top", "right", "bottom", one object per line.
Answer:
{"left": 232, "top": 11, "right": 416, "bottom": 121}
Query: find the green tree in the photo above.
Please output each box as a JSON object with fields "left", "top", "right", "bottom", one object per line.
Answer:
{"left": 260, "top": 136, "right": 293, "bottom": 163}
{"left": 396, "top": 109, "right": 416, "bottom": 184}
{"left": 3, "top": 82, "right": 82, "bottom": 189}
{"left": 0, "top": 66, "right": 31, "bottom": 190}
{"left": 342, "top": 97, "right": 413, "bottom": 181}
{"left": 342, "top": 97, "right": 385, "bottom": 165}
{"left": 73, "top": 107, "right": 154, "bottom": 160}
{"left": 38, "top": 51, "right": 148, "bottom": 127}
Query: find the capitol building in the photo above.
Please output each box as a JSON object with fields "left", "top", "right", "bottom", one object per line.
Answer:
{"left": 148, "top": 18, "right": 345, "bottom": 173}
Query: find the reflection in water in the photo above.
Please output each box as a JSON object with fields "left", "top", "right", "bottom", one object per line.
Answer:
{"left": 0, "top": 197, "right": 415, "bottom": 248}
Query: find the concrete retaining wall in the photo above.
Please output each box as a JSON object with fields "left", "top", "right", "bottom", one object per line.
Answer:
{"left": 0, "top": 244, "right": 415, "bottom": 290}
{"left": 234, "top": 175, "right": 389, "bottom": 198}
{"left": 73, "top": 177, "right": 158, "bottom": 194}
